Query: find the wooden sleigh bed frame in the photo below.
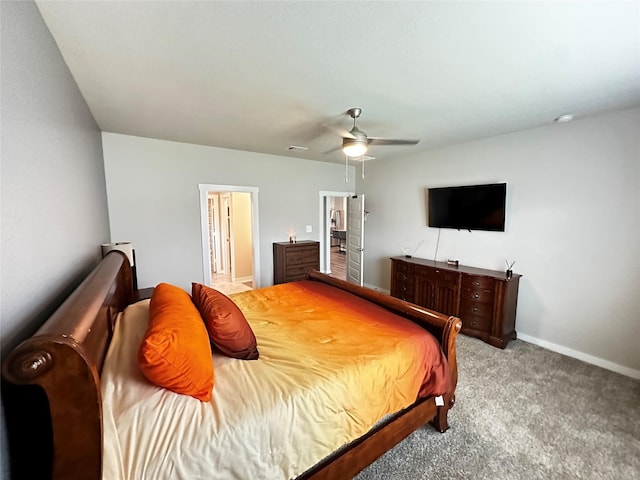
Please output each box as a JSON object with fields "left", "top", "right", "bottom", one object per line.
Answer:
{"left": 2, "top": 251, "right": 461, "bottom": 480}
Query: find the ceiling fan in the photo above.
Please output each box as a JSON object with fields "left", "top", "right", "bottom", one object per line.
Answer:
{"left": 324, "top": 107, "right": 420, "bottom": 158}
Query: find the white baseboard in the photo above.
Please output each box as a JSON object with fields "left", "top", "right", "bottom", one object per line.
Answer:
{"left": 364, "top": 282, "right": 389, "bottom": 294}
{"left": 517, "top": 332, "right": 640, "bottom": 380}
{"left": 232, "top": 275, "right": 253, "bottom": 284}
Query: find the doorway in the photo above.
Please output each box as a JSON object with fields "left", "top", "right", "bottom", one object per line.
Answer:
{"left": 199, "top": 184, "right": 261, "bottom": 294}
{"left": 328, "top": 195, "right": 347, "bottom": 280}
{"left": 318, "top": 190, "right": 355, "bottom": 282}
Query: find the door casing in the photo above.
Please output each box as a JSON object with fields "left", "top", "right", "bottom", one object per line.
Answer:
{"left": 199, "top": 184, "right": 260, "bottom": 288}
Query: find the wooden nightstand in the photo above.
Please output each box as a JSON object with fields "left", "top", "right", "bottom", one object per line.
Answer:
{"left": 132, "top": 287, "right": 154, "bottom": 302}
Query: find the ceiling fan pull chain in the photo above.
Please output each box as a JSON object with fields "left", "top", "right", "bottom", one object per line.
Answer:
{"left": 361, "top": 156, "right": 365, "bottom": 179}
{"left": 345, "top": 154, "right": 349, "bottom": 183}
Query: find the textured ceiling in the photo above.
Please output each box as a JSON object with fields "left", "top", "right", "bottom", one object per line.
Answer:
{"left": 35, "top": 1, "right": 640, "bottom": 164}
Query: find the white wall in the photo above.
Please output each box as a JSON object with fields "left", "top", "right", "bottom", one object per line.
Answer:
{"left": 1, "top": 1, "right": 109, "bottom": 350}
{"left": 0, "top": 2, "right": 110, "bottom": 478}
{"left": 360, "top": 107, "right": 640, "bottom": 376}
{"left": 102, "top": 133, "right": 355, "bottom": 290}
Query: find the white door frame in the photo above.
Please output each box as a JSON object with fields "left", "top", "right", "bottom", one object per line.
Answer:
{"left": 220, "top": 193, "right": 232, "bottom": 276}
{"left": 209, "top": 193, "right": 222, "bottom": 273}
{"left": 199, "top": 184, "right": 261, "bottom": 288}
{"left": 318, "top": 190, "right": 354, "bottom": 274}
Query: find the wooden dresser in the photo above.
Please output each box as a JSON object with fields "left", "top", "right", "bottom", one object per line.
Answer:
{"left": 390, "top": 256, "right": 521, "bottom": 348}
{"left": 273, "top": 241, "right": 320, "bottom": 284}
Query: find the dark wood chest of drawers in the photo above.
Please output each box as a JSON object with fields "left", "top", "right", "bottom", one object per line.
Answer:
{"left": 390, "top": 257, "right": 521, "bottom": 348}
{"left": 273, "top": 241, "right": 320, "bottom": 284}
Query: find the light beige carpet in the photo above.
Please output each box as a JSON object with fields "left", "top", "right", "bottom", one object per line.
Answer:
{"left": 356, "top": 335, "right": 640, "bottom": 480}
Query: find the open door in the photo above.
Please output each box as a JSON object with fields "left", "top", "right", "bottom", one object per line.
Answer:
{"left": 346, "top": 194, "right": 365, "bottom": 286}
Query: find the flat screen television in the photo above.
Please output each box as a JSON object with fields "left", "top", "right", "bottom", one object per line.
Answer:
{"left": 428, "top": 183, "right": 506, "bottom": 232}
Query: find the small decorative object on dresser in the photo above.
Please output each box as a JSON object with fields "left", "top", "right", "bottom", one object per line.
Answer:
{"left": 273, "top": 241, "right": 320, "bottom": 284}
{"left": 505, "top": 259, "right": 516, "bottom": 279}
{"left": 390, "top": 256, "right": 521, "bottom": 348}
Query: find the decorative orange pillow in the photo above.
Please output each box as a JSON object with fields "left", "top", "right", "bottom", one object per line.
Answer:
{"left": 138, "top": 283, "right": 214, "bottom": 401}
{"left": 191, "top": 283, "right": 259, "bottom": 360}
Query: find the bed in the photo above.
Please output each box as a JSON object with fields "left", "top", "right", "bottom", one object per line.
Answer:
{"left": 2, "top": 251, "right": 461, "bottom": 479}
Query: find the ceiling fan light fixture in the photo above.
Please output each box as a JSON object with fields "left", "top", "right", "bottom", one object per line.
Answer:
{"left": 343, "top": 139, "right": 367, "bottom": 158}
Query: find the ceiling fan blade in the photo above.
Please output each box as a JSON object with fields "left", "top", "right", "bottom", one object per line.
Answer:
{"left": 322, "top": 145, "right": 343, "bottom": 154}
{"left": 367, "top": 137, "right": 420, "bottom": 146}
{"left": 322, "top": 122, "right": 356, "bottom": 140}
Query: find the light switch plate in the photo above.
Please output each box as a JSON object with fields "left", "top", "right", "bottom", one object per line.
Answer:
{"left": 305, "top": 225, "right": 312, "bottom": 233}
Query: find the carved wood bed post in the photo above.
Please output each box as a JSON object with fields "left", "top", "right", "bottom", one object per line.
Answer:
{"left": 431, "top": 315, "right": 462, "bottom": 433}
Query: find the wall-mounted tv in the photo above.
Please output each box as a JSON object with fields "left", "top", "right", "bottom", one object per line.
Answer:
{"left": 428, "top": 183, "right": 506, "bottom": 232}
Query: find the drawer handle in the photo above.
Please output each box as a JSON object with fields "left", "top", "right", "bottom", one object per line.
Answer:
{"left": 472, "top": 307, "right": 479, "bottom": 313}
{"left": 402, "top": 286, "right": 406, "bottom": 292}
{"left": 473, "top": 293, "right": 480, "bottom": 299}
{"left": 471, "top": 320, "right": 478, "bottom": 327}
{"left": 473, "top": 281, "right": 480, "bottom": 287}
{"left": 401, "top": 274, "right": 406, "bottom": 280}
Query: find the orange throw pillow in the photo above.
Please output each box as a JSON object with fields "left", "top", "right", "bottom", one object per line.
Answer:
{"left": 138, "top": 283, "right": 214, "bottom": 401}
{"left": 192, "top": 283, "right": 259, "bottom": 360}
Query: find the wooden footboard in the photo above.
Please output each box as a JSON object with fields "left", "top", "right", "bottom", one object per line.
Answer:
{"left": 1, "top": 257, "right": 459, "bottom": 480}
{"left": 305, "top": 270, "right": 460, "bottom": 393}
{"left": 302, "top": 270, "right": 461, "bottom": 479}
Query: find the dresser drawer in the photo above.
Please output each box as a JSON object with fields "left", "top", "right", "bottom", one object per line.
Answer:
{"left": 462, "top": 275, "right": 495, "bottom": 291}
{"left": 393, "top": 278, "right": 414, "bottom": 302}
{"left": 284, "top": 266, "right": 314, "bottom": 281}
{"left": 416, "top": 266, "right": 458, "bottom": 285}
{"left": 460, "top": 299, "right": 493, "bottom": 318}
{"left": 461, "top": 288, "right": 495, "bottom": 304}
{"left": 286, "top": 249, "right": 318, "bottom": 265}
{"left": 460, "top": 313, "right": 491, "bottom": 332}
{"left": 460, "top": 298, "right": 492, "bottom": 333}
{"left": 394, "top": 261, "right": 408, "bottom": 274}
{"left": 394, "top": 270, "right": 414, "bottom": 287}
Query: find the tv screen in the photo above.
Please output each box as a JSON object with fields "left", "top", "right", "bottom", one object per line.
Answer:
{"left": 428, "top": 183, "right": 506, "bottom": 232}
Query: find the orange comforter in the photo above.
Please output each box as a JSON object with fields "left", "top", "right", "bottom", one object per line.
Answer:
{"left": 233, "top": 280, "right": 451, "bottom": 403}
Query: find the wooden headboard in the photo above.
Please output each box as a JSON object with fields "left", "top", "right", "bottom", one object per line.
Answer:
{"left": 2, "top": 251, "right": 133, "bottom": 479}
